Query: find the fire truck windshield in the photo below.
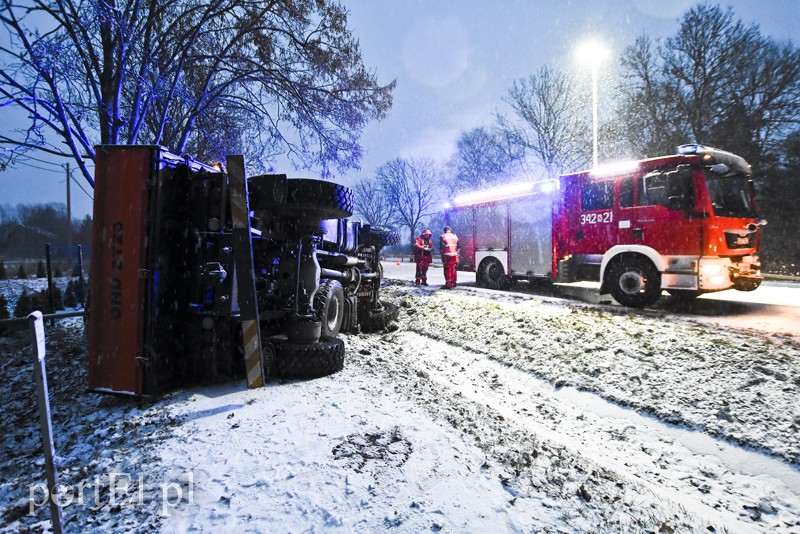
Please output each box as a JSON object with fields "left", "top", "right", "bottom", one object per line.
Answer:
{"left": 705, "top": 172, "right": 757, "bottom": 218}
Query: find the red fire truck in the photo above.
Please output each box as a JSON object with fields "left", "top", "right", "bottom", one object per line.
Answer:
{"left": 444, "top": 145, "right": 765, "bottom": 308}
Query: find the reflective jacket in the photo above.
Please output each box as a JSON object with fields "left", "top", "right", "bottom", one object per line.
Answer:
{"left": 439, "top": 231, "right": 459, "bottom": 257}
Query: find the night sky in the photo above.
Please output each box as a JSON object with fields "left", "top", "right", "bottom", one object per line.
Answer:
{"left": 2, "top": 0, "right": 799, "bottom": 218}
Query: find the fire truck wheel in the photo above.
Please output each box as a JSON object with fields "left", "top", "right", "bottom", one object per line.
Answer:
{"left": 359, "top": 302, "right": 399, "bottom": 333}
{"left": 478, "top": 257, "right": 513, "bottom": 290}
{"left": 607, "top": 256, "right": 662, "bottom": 308}
{"left": 361, "top": 225, "right": 401, "bottom": 248}
{"left": 314, "top": 279, "right": 345, "bottom": 338}
{"left": 272, "top": 337, "right": 345, "bottom": 379}
{"left": 281, "top": 178, "right": 354, "bottom": 219}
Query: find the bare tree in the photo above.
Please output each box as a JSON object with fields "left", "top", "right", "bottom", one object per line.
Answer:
{"left": 352, "top": 177, "right": 397, "bottom": 228}
{"left": 497, "top": 66, "right": 590, "bottom": 179}
{"left": 662, "top": 4, "right": 761, "bottom": 147}
{"left": 615, "top": 35, "right": 687, "bottom": 158}
{"left": 0, "top": 0, "right": 395, "bottom": 185}
{"left": 447, "top": 126, "right": 524, "bottom": 194}
{"left": 618, "top": 4, "right": 800, "bottom": 165}
{"left": 376, "top": 158, "right": 441, "bottom": 243}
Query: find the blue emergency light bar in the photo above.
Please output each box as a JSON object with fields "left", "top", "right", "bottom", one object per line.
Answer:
{"left": 676, "top": 144, "right": 752, "bottom": 174}
{"left": 677, "top": 144, "right": 708, "bottom": 155}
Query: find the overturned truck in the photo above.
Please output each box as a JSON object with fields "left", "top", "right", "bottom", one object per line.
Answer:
{"left": 88, "top": 145, "right": 398, "bottom": 396}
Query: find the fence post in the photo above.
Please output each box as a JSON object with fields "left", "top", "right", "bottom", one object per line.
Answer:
{"left": 45, "top": 244, "right": 55, "bottom": 326}
{"left": 28, "top": 311, "right": 63, "bottom": 534}
{"left": 76, "top": 245, "right": 85, "bottom": 307}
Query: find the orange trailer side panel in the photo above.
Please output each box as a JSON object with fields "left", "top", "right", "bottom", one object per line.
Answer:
{"left": 87, "top": 146, "right": 154, "bottom": 395}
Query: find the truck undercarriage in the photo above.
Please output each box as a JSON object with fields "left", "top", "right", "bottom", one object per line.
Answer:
{"left": 88, "top": 146, "right": 398, "bottom": 396}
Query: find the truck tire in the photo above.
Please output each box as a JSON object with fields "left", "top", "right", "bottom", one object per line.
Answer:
{"left": 361, "top": 226, "right": 400, "bottom": 248}
{"left": 607, "top": 256, "right": 662, "bottom": 308}
{"left": 359, "top": 302, "right": 399, "bottom": 333}
{"left": 478, "top": 257, "right": 513, "bottom": 290}
{"left": 314, "top": 279, "right": 345, "bottom": 338}
{"left": 282, "top": 178, "right": 354, "bottom": 219}
{"left": 272, "top": 337, "right": 345, "bottom": 378}
{"left": 248, "top": 174, "right": 288, "bottom": 210}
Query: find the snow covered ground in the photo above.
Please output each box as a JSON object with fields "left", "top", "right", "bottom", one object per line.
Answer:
{"left": 1, "top": 270, "right": 799, "bottom": 533}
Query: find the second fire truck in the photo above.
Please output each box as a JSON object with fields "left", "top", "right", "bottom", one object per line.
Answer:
{"left": 444, "top": 145, "right": 765, "bottom": 308}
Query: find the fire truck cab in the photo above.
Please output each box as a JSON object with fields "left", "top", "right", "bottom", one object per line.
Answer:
{"left": 445, "top": 145, "right": 765, "bottom": 308}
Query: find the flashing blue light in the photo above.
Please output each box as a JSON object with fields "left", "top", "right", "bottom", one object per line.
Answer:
{"left": 677, "top": 144, "right": 717, "bottom": 155}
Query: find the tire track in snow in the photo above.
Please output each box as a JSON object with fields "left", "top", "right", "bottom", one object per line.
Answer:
{"left": 348, "top": 329, "right": 800, "bottom": 533}
{"left": 344, "top": 282, "right": 800, "bottom": 532}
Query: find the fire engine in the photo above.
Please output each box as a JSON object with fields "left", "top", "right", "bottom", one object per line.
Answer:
{"left": 444, "top": 145, "right": 765, "bottom": 308}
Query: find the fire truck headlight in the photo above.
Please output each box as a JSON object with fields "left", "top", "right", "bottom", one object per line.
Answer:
{"left": 710, "top": 275, "right": 726, "bottom": 286}
{"left": 700, "top": 264, "right": 722, "bottom": 276}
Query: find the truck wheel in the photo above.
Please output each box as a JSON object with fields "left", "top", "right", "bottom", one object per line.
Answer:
{"left": 478, "top": 257, "right": 512, "bottom": 290}
{"left": 359, "top": 302, "right": 399, "bottom": 333}
{"left": 314, "top": 279, "right": 345, "bottom": 338}
{"left": 248, "top": 173, "right": 288, "bottom": 210}
{"left": 607, "top": 256, "right": 662, "bottom": 308}
{"left": 282, "top": 178, "right": 354, "bottom": 219}
{"left": 361, "top": 226, "right": 400, "bottom": 248}
{"left": 285, "top": 320, "right": 322, "bottom": 344}
{"left": 272, "top": 337, "right": 345, "bottom": 378}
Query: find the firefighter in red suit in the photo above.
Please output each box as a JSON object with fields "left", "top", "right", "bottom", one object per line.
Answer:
{"left": 413, "top": 229, "right": 434, "bottom": 286}
{"left": 439, "top": 226, "right": 460, "bottom": 289}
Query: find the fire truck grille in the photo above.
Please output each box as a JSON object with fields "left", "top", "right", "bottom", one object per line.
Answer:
{"left": 724, "top": 230, "right": 756, "bottom": 249}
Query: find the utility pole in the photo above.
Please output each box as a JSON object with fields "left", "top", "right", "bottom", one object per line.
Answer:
{"left": 65, "top": 163, "right": 72, "bottom": 248}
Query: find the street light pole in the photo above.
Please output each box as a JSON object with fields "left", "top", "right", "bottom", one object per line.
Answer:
{"left": 576, "top": 40, "right": 609, "bottom": 168}
{"left": 591, "top": 61, "right": 599, "bottom": 168}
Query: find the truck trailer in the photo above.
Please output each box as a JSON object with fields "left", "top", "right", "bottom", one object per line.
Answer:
{"left": 444, "top": 145, "right": 765, "bottom": 308}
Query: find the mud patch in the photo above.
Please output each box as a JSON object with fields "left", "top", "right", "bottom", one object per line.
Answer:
{"left": 332, "top": 427, "right": 413, "bottom": 473}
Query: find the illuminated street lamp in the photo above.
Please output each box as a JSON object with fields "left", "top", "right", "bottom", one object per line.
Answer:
{"left": 576, "top": 40, "right": 610, "bottom": 168}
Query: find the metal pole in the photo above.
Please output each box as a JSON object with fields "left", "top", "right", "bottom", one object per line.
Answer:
{"left": 66, "top": 163, "right": 72, "bottom": 249}
{"left": 76, "top": 244, "right": 85, "bottom": 307}
{"left": 45, "top": 244, "right": 55, "bottom": 325}
{"left": 28, "top": 311, "right": 63, "bottom": 534}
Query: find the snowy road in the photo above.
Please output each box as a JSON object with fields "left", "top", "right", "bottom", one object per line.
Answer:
{"left": 383, "top": 261, "right": 800, "bottom": 339}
